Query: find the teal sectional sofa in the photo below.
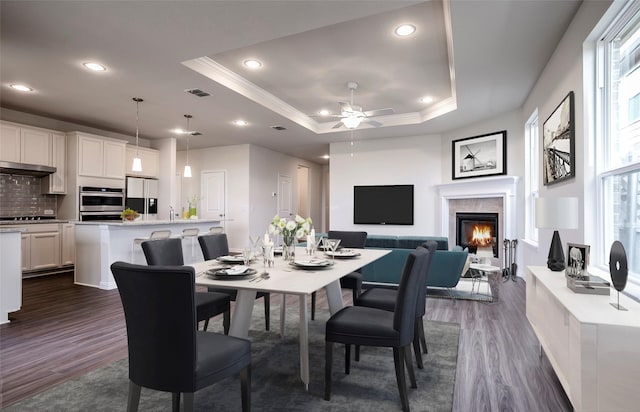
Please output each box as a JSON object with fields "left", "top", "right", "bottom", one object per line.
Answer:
{"left": 359, "top": 235, "right": 468, "bottom": 287}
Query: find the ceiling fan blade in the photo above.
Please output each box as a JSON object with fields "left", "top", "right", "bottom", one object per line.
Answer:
{"left": 310, "top": 114, "right": 343, "bottom": 118}
{"left": 332, "top": 121, "right": 344, "bottom": 129}
{"left": 339, "top": 102, "right": 353, "bottom": 114}
{"left": 364, "top": 119, "right": 382, "bottom": 127}
{"left": 364, "top": 108, "right": 394, "bottom": 117}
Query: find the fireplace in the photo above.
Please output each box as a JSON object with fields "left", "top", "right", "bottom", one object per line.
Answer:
{"left": 456, "top": 212, "right": 499, "bottom": 258}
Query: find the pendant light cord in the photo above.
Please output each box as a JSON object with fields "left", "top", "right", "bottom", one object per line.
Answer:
{"left": 133, "top": 97, "right": 143, "bottom": 156}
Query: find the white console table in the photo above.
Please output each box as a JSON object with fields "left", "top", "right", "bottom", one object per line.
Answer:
{"left": 526, "top": 266, "right": 640, "bottom": 411}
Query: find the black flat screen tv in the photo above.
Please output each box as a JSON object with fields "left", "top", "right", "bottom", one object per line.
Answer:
{"left": 353, "top": 185, "right": 414, "bottom": 225}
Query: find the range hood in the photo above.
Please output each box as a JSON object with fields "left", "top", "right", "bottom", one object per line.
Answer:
{"left": 0, "top": 161, "right": 56, "bottom": 177}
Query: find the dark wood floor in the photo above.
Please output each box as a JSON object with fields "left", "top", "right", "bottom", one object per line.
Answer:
{"left": 0, "top": 273, "right": 571, "bottom": 411}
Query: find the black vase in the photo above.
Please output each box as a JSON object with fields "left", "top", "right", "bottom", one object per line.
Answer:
{"left": 609, "top": 241, "right": 628, "bottom": 292}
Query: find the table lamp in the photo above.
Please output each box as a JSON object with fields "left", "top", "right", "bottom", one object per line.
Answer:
{"left": 535, "top": 197, "right": 579, "bottom": 271}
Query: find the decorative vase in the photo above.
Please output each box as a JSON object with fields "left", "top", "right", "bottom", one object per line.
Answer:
{"left": 189, "top": 203, "right": 197, "bottom": 218}
{"left": 283, "top": 235, "right": 296, "bottom": 262}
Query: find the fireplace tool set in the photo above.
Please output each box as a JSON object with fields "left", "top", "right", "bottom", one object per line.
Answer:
{"left": 502, "top": 239, "right": 518, "bottom": 282}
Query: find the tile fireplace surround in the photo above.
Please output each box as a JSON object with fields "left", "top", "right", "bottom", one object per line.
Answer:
{"left": 436, "top": 176, "right": 519, "bottom": 267}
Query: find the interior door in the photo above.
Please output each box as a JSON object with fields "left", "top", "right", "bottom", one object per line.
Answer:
{"left": 277, "top": 173, "right": 293, "bottom": 219}
{"left": 201, "top": 170, "right": 226, "bottom": 221}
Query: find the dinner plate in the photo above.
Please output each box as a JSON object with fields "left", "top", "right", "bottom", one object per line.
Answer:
{"left": 325, "top": 249, "right": 361, "bottom": 258}
{"left": 206, "top": 266, "right": 257, "bottom": 279}
{"left": 291, "top": 259, "right": 333, "bottom": 269}
{"left": 217, "top": 255, "right": 246, "bottom": 263}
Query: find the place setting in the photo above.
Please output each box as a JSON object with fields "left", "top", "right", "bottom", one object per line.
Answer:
{"left": 205, "top": 265, "right": 257, "bottom": 280}
{"left": 289, "top": 258, "right": 333, "bottom": 270}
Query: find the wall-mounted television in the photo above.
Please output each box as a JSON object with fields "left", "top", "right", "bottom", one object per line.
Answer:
{"left": 353, "top": 185, "right": 414, "bottom": 225}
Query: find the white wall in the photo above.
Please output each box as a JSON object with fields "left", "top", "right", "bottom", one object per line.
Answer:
{"left": 329, "top": 134, "right": 443, "bottom": 235}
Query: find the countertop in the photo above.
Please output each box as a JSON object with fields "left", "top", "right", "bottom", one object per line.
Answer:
{"left": 0, "top": 219, "right": 70, "bottom": 226}
{"left": 74, "top": 218, "right": 222, "bottom": 226}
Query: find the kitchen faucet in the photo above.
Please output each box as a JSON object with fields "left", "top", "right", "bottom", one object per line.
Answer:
{"left": 169, "top": 206, "right": 174, "bottom": 221}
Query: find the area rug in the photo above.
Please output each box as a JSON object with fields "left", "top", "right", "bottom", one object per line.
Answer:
{"left": 4, "top": 302, "right": 459, "bottom": 412}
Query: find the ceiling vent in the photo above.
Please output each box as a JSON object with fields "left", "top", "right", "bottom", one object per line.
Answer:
{"left": 184, "top": 88, "right": 210, "bottom": 97}
{"left": 271, "top": 125, "right": 287, "bottom": 131}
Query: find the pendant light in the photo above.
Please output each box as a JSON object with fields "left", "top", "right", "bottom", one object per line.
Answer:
{"left": 183, "top": 114, "right": 192, "bottom": 178}
{"left": 131, "top": 97, "right": 143, "bottom": 172}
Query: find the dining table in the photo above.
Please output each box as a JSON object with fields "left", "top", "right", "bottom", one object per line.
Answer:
{"left": 192, "top": 246, "right": 390, "bottom": 390}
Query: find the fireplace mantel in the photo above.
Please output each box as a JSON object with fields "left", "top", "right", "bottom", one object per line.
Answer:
{"left": 436, "top": 176, "right": 520, "bottom": 245}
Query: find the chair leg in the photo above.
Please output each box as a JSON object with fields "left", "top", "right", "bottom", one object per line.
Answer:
{"left": 263, "top": 294, "right": 270, "bottom": 331}
{"left": 355, "top": 344, "right": 360, "bottom": 362}
{"left": 404, "top": 345, "right": 417, "bottom": 389}
{"left": 393, "top": 347, "right": 410, "bottom": 412}
{"left": 183, "top": 393, "right": 194, "bottom": 412}
{"left": 127, "top": 381, "right": 141, "bottom": 412}
{"left": 223, "top": 309, "right": 231, "bottom": 335}
{"left": 311, "top": 291, "right": 316, "bottom": 320}
{"left": 412, "top": 319, "right": 424, "bottom": 369}
{"left": 241, "top": 365, "right": 251, "bottom": 412}
{"left": 325, "top": 341, "right": 334, "bottom": 401}
{"left": 351, "top": 287, "right": 358, "bottom": 305}
{"left": 172, "top": 392, "right": 180, "bottom": 412}
{"left": 344, "top": 344, "right": 351, "bottom": 374}
{"left": 203, "top": 318, "right": 209, "bottom": 331}
{"left": 418, "top": 319, "right": 428, "bottom": 354}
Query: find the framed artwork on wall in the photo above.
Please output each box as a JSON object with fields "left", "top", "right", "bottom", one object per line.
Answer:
{"left": 543, "top": 91, "right": 575, "bottom": 185}
{"left": 566, "top": 242, "right": 590, "bottom": 278}
{"left": 452, "top": 130, "right": 507, "bottom": 180}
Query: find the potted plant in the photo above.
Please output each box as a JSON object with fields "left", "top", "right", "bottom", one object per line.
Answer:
{"left": 120, "top": 208, "right": 140, "bottom": 222}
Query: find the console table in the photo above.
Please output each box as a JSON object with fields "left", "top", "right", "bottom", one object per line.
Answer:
{"left": 526, "top": 266, "right": 640, "bottom": 411}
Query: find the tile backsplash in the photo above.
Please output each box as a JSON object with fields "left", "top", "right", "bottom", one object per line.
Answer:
{"left": 0, "top": 174, "right": 57, "bottom": 217}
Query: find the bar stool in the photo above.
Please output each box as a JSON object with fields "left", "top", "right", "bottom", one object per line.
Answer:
{"left": 131, "top": 230, "right": 172, "bottom": 263}
{"left": 181, "top": 227, "right": 200, "bottom": 257}
{"left": 209, "top": 226, "right": 224, "bottom": 234}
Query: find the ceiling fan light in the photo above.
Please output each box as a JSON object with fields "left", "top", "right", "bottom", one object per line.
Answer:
{"left": 132, "top": 157, "right": 142, "bottom": 172}
{"left": 343, "top": 116, "right": 362, "bottom": 129}
{"left": 183, "top": 165, "right": 192, "bottom": 178}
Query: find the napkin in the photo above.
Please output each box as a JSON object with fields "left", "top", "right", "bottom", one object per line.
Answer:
{"left": 222, "top": 265, "right": 249, "bottom": 275}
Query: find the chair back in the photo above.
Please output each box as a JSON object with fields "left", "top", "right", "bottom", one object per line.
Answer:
{"left": 110, "top": 261, "right": 198, "bottom": 392}
{"left": 393, "top": 247, "right": 430, "bottom": 345}
{"left": 182, "top": 228, "right": 200, "bottom": 238}
{"left": 327, "top": 230, "right": 367, "bottom": 248}
{"left": 416, "top": 240, "right": 438, "bottom": 317}
{"left": 142, "top": 237, "right": 184, "bottom": 266}
{"left": 198, "top": 233, "right": 230, "bottom": 260}
{"left": 149, "top": 230, "right": 172, "bottom": 240}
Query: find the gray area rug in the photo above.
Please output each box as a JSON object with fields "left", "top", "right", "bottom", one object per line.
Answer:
{"left": 4, "top": 302, "right": 459, "bottom": 412}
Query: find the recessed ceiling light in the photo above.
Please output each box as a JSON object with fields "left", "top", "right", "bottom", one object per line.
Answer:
{"left": 321, "top": 155, "right": 330, "bottom": 159}
{"left": 172, "top": 128, "right": 186, "bottom": 135}
{"left": 233, "top": 120, "right": 249, "bottom": 126}
{"left": 83, "top": 62, "right": 106, "bottom": 71}
{"left": 318, "top": 109, "right": 330, "bottom": 116}
{"left": 395, "top": 24, "right": 416, "bottom": 37}
{"left": 10, "top": 84, "right": 33, "bottom": 92}
{"left": 243, "top": 59, "right": 262, "bottom": 69}
{"left": 420, "top": 96, "right": 434, "bottom": 103}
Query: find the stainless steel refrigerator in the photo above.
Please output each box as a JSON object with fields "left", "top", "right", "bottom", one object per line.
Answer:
{"left": 125, "top": 177, "right": 158, "bottom": 220}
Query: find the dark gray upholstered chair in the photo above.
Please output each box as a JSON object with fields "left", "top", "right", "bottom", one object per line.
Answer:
{"left": 355, "top": 241, "right": 437, "bottom": 369}
{"left": 141, "top": 238, "right": 231, "bottom": 334}
{"left": 198, "top": 233, "right": 271, "bottom": 331}
{"left": 110, "top": 261, "right": 251, "bottom": 412}
{"left": 311, "top": 230, "right": 367, "bottom": 320}
{"left": 324, "top": 247, "right": 430, "bottom": 412}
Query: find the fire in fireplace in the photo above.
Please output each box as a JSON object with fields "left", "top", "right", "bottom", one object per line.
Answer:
{"left": 456, "top": 212, "right": 499, "bottom": 258}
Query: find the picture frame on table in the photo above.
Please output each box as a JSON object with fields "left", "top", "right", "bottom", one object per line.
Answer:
{"left": 452, "top": 130, "right": 507, "bottom": 180}
{"left": 566, "top": 242, "right": 590, "bottom": 278}
{"left": 543, "top": 91, "right": 575, "bottom": 185}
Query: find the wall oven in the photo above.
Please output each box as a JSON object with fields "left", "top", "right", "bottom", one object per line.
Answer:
{"left": 79, "top": 186, "right": 125, "bottom": 221}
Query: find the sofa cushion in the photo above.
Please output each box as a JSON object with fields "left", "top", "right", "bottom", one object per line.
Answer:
{"left": 397, "top": 236, "right": 448, "bottom": 250}
{"left": 364, "top": 235, "right": 398, "bottom": 248}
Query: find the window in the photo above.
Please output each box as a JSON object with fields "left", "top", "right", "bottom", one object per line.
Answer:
{"left": 597, "top": 2, "right": 640, "bottom": 292}
{"left": 524, "top": 110, "right": 539, "bottom": 244}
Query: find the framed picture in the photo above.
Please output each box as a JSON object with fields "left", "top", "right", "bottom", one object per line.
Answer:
{"left": 566, "top": 242, "right": 590, "bottom": 278}
{"left": 543, "top": 91, "right": 575, "bottom": 185}
{"left": 452, "top": 130, "right": 507, "bottom": 180}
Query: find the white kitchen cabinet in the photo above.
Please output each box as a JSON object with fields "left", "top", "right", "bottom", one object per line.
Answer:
{"left": 42, "top": 132, "right": 67, "bottom": 194}
{"left": 77, "top": 134, "right": 125, "bottom": 179}
{"left": 125, "top": 146, "right": 159, "bottom": 178}
{"left": 0, "top": 122, "right": 21, "bottom": 162}
{"left": 30, "top": 231, "right": 61, "bottom": 270}
{"left": 61, "top": 223, "right": 75, "bottom": 266}
{"left": 0, "top": 230, "right": 22, "bottom": 324}
{"left": 20, "top": 233, "right": 30, "bottom": 272}
{"left": 20, "top": 127, "right": 51, "bottom": 166}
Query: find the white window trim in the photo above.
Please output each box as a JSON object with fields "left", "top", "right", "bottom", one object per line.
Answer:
{"left": 524, "top": 109, "right": 539, "bottom": 246}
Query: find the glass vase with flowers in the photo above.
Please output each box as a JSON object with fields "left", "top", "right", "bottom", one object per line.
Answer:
{"left": 269, "top": 214, "right": 313, "bottom": 261}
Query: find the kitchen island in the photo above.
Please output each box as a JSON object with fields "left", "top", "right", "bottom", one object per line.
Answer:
{"left": 74, "top": 219, "right": 223, "bottom": 289}
{"left": 1, "top": 228, "right": 23, "bottom": 324}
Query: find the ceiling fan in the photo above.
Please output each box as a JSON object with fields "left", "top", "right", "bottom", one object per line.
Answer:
{"left": 319, "top": 81, "right": 394, "bottom": 129}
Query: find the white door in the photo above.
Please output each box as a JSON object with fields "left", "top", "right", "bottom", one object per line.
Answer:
{"left": 201, "top": 170, "right": 226, "bottom": 220}
{"left": 277, "top": 173, "right": 293, "bottom": 219}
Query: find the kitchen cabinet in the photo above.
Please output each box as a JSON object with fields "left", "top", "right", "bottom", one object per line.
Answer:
{"left": 0, "top": 121, "right": 53, "bottom": 166}
{"left": 20, "top": 233, "right": 30, "bottom": 272}
{"left": 125, "top": 146, "right": 159, "bottom": 178}
{"left": 0, "top": 229, "right": 22, "bottom": 324}
{"left": 10, "top": 223, "right": 62, "bottom": 273}
{"left": 77, "top": 133, "right": 126, "bottom": 179}
{"left": 61, "top": 223, "right": 75, "bottom": 266}
{"left": 42, "top": 132, "right": 67, "bottom": 194}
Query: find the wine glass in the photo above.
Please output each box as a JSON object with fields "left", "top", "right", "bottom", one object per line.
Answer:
{"left": 249, "top": 235, "right": 262, "bottom": 258}
{"left": 325, "top": 238, "right": 341, "bottom": 264}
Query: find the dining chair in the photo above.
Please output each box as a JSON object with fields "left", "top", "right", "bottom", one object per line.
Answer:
{"left": 355, "top": 241, "right": 437, "bottom": 369}
{"left": 110, "top": 262, "right": 251, "bottom": 412}
{"left": 310, "top": 230, "right": 367, "bottom": 320}
{"left": 198, "top": 233, "right": 271, "bottom": 331}
{"left": 324, "top": 247, "right": 430, "bottom": 412}
{"left": 141, "top": 237, "right": 231, "bottom": 334}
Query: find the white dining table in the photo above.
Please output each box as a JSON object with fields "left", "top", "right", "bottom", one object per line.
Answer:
{"left": 192, "top": 247, "right": 390, "bottom": 390}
